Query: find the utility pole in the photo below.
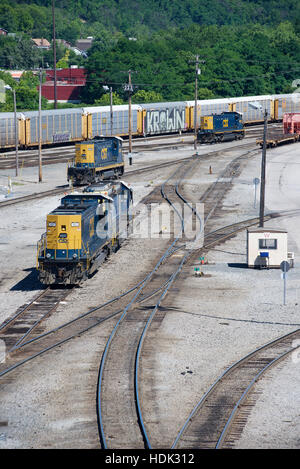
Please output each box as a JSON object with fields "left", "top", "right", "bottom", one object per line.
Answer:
{"left": 38, "top": 68, "right": 42, "bottom": 182}
{"left": 259, "top": 110, "right": 268, "bottom": 227}
{"left": 52, "top": 0, "right": 57, "bottom": 109}
{"left": 194, "top": 55, "right": 199, "bottom": 150}
{"left": 4, "top": 84, "right": 18, "bottom": 175}
{"left": 128, "top": 70, "right": 133, "bottom": 156}
{"left": 190, "top": 56, "right": 204, "bottom": 150}
{"left": 13, "top": 89, "right": 18, "bottom": 177}
{"left": 122, "top": 70, "right": 137, "bottom": 164}
{"left": 110, "top": 86, "right": 113, "bottom": 136}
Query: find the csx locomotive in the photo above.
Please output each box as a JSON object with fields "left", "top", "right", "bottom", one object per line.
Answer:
{"left": 67, "top": 136, "right": 124, "bottom": 185}
{"left": 197, "top": 111, "right": 245, "bottom": 143}
{"left": 37, "top": 181, "right": 132, "bottom": 285}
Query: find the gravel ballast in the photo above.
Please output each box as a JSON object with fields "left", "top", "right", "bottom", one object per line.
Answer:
{"left": 0, "top": 139, "right": 299, "bottom": 448}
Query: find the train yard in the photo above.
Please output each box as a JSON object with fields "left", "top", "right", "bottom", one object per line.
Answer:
{"left": 0, "top": 123, "right": 282, "bottom": 172}
{"left": 0, "top": 132, "right": 299, "bottom": 450}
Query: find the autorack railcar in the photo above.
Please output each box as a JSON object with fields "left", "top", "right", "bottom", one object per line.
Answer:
{"left": 141, "top": 102, "right": 188, "bottom": 135}
{"left": 0, "top": 112, "right": 25, "bottom": 149}
{"left": 2, "top": 93, "right": 300, "bottom": 150}
{"left": 67, "top": 136, "right": 124, "bottom": 185}
{"left": 37, "top": 181, "right": 133, "bottom": 285}
{"left": 82, "top": 104, "right": 143, "bottom": 138}
{"left": 22, "top": 108, "right": 86, "bottom": 147}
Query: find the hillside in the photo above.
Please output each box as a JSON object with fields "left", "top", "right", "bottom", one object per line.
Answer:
{"left": 1, "top": 0, "right": 300, "bottom": 43}
{"left": 1, "top": 0, "right": 300, "bottom": 110}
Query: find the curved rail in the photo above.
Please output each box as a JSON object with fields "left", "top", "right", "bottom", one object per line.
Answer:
{"left": 97, "top": 156, "right": 202, "bottom": 448}
{"left": 215, "top": 341, "right": 300, "bottom": 448}
{"left": 0, "top": 141, "right": 255, "bottom": 209}
{"left": 171, "top": 328, "right": 300, "bottom": 449}
{"left": 133, "top": 158, "right": 204, "bottom": 447}
{"left": 0, "top": 287, "right": 49, "bottom": 333}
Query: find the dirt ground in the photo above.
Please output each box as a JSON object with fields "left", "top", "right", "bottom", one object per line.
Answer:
{"left": 0, "top": 138, "right": 299, "bottom": 449}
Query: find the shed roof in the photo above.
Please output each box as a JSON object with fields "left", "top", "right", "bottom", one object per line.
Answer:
{"left": 247, "top": 228, "right": 287, "bottom": 233}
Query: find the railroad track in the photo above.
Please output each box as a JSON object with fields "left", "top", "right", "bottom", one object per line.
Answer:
{"left": 172, "top": 328, "right": 300, "bottom": 449}
{"left": 96, "top": 144, "right": 263, "bottom": 449}
{"left": 0, "top": 124, "right": 268, "bottom": 171}
{"left": 0, "top": 208, "right": 297, "bottom": 445}
{"left": 0, "top": 139, "right": 293, "bottom": 448}
{"left": 0, "top": 135, "right": 194, "bottom": 171}
{"left": 96, "top": 157, "right": 201, "bottom": 449}
{"left": 0, "top": 287, "right": 72, "bottom": 357}
{"left": 0, "top": 141, "right": 256, "bottom": 209}
{"left": 0, "top": 151, "right": 217, "bottom": 382}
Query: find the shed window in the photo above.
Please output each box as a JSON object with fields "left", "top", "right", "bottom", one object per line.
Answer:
{"left": 259, "top": 238, "right": 277, "bottom": 249}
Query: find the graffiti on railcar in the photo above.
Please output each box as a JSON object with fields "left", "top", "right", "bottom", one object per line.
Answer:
{"left": 145, "top": 108, "right": 186, "bottom": 133}
{"left": 52, "top": 132, "right": 71, "bottom": 143}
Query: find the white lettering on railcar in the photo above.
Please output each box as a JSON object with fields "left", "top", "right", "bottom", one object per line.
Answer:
{"left": 146, "top": 108, "right": 185, "bottom": 133}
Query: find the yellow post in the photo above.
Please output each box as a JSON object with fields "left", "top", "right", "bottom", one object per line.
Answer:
{"left": 7, "top": 176, "right": 11, "bottom": 194}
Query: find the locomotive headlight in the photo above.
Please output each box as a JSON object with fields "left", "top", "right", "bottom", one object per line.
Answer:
{"left": 46, "top": 253, "right": 51, "bottom": 259}
{"left": 73, "top": 253, "right": 78, "bottom": 259}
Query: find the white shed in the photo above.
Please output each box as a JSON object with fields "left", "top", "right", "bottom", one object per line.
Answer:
{"left": 247, "top": 227, "right": 292, "bottom": 268}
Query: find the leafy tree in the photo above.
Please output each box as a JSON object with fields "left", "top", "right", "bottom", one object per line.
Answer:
{"left": 94, "top": 91, "right": 124, "bottom": 105}
{"left": 56, "top": 50, "right": 70, "bottom": 69}
{"left": 132, "top": 89, "right": 163, "bottom": 103}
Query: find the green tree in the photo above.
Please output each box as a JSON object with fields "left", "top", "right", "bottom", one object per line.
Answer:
{"left": 132, "top": 89, "right": 163, "bottom": 103}
{"left": 56, "top": 50, "right": 70, "bottom": 69}
{"left": 94, "top": 91, "right": 124, "bottom": 105}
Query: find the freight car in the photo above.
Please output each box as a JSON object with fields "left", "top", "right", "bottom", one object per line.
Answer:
{"left": 141, "top": 102, "right": 187, "bottom": 135}
{"left": 2, "top": 93, "right": 300, "bottom": 150}
{"left": 67, "top": 136, "right": 124, "bottom": 185}
{"left": 0, "top": 112, "right": 25, "bottom": 149}
{"left": 37, "top": 181, "right": 133, "bottom": 285}
{"left": 22, "top": 108, "right": 86, "bottom": 147}
{"left": 283, "top": 113, "right": 300, "bottom": 134}
{"left": 83, "top": 104, "right": 142, "bottom": 138}
{"left": 197, "top": 111, "right": 245, "bottom": 143}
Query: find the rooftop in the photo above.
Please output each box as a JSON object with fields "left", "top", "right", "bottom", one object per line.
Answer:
{"left": 32, "top": 38, "right": 51, "bottom": 48}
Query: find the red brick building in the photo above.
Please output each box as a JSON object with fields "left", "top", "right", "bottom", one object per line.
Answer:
{"left": 42, "top": 67, "right": 86, "bottom": 103}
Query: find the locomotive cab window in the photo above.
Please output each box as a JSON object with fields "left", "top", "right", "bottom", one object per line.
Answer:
{"left": 259, "top": 239, "right": 277, "bottom": 249}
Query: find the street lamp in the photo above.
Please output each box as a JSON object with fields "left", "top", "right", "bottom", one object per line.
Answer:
{"left": 5, "top": 85, "right": 18, "bottom": 177}
{"left": 103, "top": 85, "right": 113, "bottom": 135}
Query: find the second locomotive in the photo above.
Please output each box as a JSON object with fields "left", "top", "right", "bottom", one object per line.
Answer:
{"left": 197, "top": 111, "right": 245, "bottom": 144}
{"left": 67, "top": 136, "right": 124, "bottom": 186}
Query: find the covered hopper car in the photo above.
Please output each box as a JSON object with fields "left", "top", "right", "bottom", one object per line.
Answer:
{"left": 37, "top": 181, "right": 133, "bottom": 285}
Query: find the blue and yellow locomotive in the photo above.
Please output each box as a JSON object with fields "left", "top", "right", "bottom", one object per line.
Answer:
{"left": 37, "top": 181, "right": 133, "bottom": 285}
{"left": 67, "top": 136, "right": 124, "bottom": 186}
{"left": 197, "top": 111, "right": 245, "bottom": 143}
